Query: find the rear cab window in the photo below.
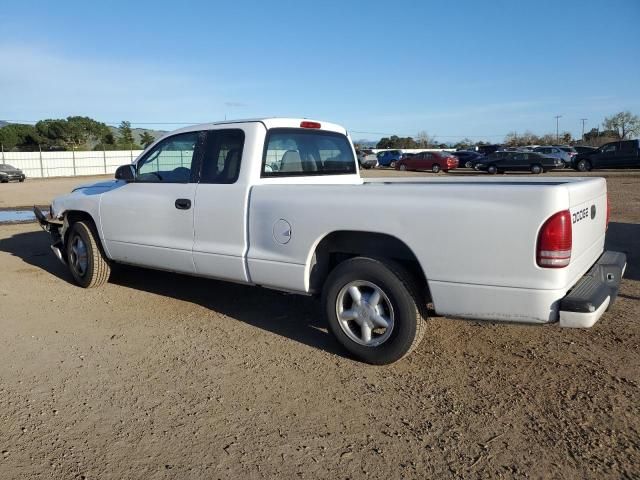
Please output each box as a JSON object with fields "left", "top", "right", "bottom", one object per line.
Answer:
{"left": 262, "top": 128, "right": 356, "bottom": 177}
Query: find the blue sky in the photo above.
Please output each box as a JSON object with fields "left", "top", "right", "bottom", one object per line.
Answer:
{"left": 1, "top": 0, "right": 639, "bottom": 142}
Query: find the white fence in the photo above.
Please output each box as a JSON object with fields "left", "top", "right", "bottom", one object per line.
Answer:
{"left": 0, "top": 150, "right": 143, "bottom": 178}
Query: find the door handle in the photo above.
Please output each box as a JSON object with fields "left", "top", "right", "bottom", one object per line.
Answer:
{"left": 175, "top": 198, "right": 192, "bottom": 210}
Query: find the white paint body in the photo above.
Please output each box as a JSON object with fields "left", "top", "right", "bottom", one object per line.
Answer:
{"left": 49, "top": 118, "right": 610, "bottom": 325}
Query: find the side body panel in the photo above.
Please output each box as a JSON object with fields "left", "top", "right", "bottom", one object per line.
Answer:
{"left": 246, "top": 177, "right": 607, "bottom": 323}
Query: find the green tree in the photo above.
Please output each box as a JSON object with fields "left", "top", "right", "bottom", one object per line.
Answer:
{"left": 453, "top": 137, "right": 473, "bottom": 150}
{"left": 65, "top": 116, "right": 110, "bottom": 148}
{"left": 0, "top": 123, "right": 42, "bottom": 150}
{"left": 118, "top": 121, "right": 136, "bottom": 149}
{"left": 139, "top": 131, "right": 155, "bottom": 148}
{"left": 35, "top": 116, "right": 110, "bottom": 150}
{"left": 602, "top": 111, "right": 640, "bottom": 139}
{"left": 376, "top": 135, "right": 418, "bottom": 149}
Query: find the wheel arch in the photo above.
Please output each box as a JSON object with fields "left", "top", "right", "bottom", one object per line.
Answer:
{"left": 306, "top": 230, "right": 430, "bottom": 298}
{"left": 62, "top": 210, "right": 102, "bottom": 247}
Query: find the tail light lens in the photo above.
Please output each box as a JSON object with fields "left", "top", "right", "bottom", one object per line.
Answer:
{"left": 537, "top": 210, "right": 572, "bottom": 268}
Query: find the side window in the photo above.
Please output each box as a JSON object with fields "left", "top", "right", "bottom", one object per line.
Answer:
{"left": 137, "top": 132, "right": 201, "bottom": 183}
{"left": 602, "top": 143, "right": 618, "bottom": 153}
{"left": 200, "top": 129, "right": 245, "bottom": 184}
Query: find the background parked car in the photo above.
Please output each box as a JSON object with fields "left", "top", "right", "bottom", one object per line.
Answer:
{"left": 0, "top": 164, "right": 26, "bottom": 182}
{"left": 571, "top": 139, "right": 640, "bottom": 171}
{"left": 451, "top": 150, "right": 486, "bottom": 168}
{"left": 476, "top": 151, "right": 561, "bottom": 174}
{"left": 377, "top": 150, "right": 404, "bottom": 167}
{"left": 533, "top": 146, "right": 573, "bottom": 167}
{"left": 395, "top": 151, "right": 458, "bottom": 173}
{"left": 356, "top": 149, "right": 378, "bottom": 169}
{"left": 573, "top": 145, "right": 598, "bottom": 155}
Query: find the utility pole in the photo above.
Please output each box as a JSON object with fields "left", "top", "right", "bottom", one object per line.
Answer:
{"left": 580, "top": 118, "right": 588, "bottom": 142}
{"left": 554, "top": 115, "right": 562, "bottom": 143}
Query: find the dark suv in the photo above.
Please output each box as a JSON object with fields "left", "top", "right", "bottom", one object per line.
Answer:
{"left": 572, "top": 140, "right": 640, "bottom": 171}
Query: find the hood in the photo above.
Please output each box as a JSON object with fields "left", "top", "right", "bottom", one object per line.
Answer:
{"left": 72, "top": 179, "right": 122, "bottom": 193}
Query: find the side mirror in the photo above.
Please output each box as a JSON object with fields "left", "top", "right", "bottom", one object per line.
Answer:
{"left": 115, "top": 164, "right": 135, "bottom": 182}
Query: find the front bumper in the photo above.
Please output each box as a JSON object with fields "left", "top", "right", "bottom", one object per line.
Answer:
{"left": 33, "top": 206, "right": 67, "bottom": 264}
{"left": 559, "top": 250, "right": 627, "bottom": 328}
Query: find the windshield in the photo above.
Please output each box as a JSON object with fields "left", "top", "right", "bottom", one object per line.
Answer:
{"left": 0, "top": 164, "right": 16, "bottom": 170}
{"left": 262, "top": 129, "right": 356, "bottom": 177}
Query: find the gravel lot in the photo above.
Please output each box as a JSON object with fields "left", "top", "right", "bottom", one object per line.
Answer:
{"left": 0, "top": 170, "right": 638, "bottom": 479}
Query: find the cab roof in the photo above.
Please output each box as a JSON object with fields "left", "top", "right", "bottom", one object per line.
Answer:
{"left": 170, "top": 118, "right": 348, "bottom": 136}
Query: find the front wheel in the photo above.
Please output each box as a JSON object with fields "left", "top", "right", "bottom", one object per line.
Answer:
{"left": 432, "top": 164, "right": 441, "bottom": 173}
{"left": 530, "top": 164, "right": 543, "bottom": 174}
{"left": 322, "top": 257, "right": 427, "bottom": 365}
{"left": 487, "top": 165, "right": 498, "bottom": 174}
{"left": 465, "top": 161, "right": 473, "bottom": 169}
{"left": 399, "top": 164, "right": 407, "bottom": 171}
{"left": 390, "top": 161, "right": 397, "bottom": 168}
{"left": 576, "top": 159, "right": 591, "bottom": 172}
{"left": 66, "top": 221, "right": 111, "bottom": 288}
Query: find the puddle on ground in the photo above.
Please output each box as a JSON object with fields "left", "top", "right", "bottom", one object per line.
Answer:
{"left": 0, "top": 210, "right": 37, "bottom": 223}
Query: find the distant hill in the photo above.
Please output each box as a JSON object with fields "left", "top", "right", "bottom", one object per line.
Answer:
{"left": 353, "top": 139, "right": 378, "bottom": 148}
{"left": 0, "top": 121, "right": 9, "bottom": 128}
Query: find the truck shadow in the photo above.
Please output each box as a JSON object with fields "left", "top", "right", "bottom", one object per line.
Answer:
{"left": 0, "top": 229, "right": 344, "bottom": 358}
{"left": 109, "top": 265, "right": 343, "bottom": 356}
{"left": 605, "top": 222, "right": 639, "bottom": 282}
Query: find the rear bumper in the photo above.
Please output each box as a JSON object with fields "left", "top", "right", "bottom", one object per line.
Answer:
{"left": 559, "top": 251, "right": 627, "bottom": 328}
{"left": 33, "top": 206, "right": 67, "bottom": 265}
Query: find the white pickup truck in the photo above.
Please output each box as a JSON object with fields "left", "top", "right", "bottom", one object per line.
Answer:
{"left": 35, "top": 118, "right": 626, "bottom": 364}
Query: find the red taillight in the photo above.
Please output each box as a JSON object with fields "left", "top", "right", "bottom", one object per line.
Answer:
{"left": 300, "top": 121, "right": 321, "bottom": 129}
{"left": 606, "top": 194, "right": 610, "bottom": 230}
{"left": 537, "top": 210, "right": 572, "bottom": 268}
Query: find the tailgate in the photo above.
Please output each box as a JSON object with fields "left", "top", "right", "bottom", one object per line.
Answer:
{"left": 565, "top": 177, "right": 608, "bottom": 283}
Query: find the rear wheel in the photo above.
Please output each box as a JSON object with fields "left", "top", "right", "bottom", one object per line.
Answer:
{"left": 66, "top": 221, "right": 111, "bottom": 288}
{"left": 432, "top": 164, "right": 441, "bottom": 173}
{"left": 390, "top": 161, "right": 397, "bottom": 168}
{"left": 576, "top": 159, "right": 591, "bottom": 172}
{"left": 322, "top": 257, "right": 427, "bottom": 365}
{"left": 465, "top": 161, "right": 472, "bottom": 168}
{"left": 487, "top": 165, "right": 498, "bottom": 175}
{"left": 399, "top": 164, "right": 407, "bottom": 171}
{"left": 531, "top": 164, "right": 543, "bottom": 174}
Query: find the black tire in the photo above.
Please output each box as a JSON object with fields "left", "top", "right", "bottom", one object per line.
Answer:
{"left": 432, "top": 164, "right": 441, "bottom": 173}
{"left": 531, "top": 164, "right": 542, "bottom": 174}
{"left": 576, "top": 159, "right": 591, "bottom": 172}
{"left": 19, "top": 178, "right": 25, "bottom": 182}
{"left": 390, "top": 161, "right": 397, "bottom": 168}
{"left": 399, "top": 164, "right": 407, "bottom": 171}
{"left": 322, "top": 257, "right": 427, "bottom": 365}
{"left": 465, "top": 161, "right": 472, "bottom": 168}
{"left": 66, "top": 220, "right": 111, "bottom": 288}
{"left": 487, "top": 165, "right": 497, "bottom": 175}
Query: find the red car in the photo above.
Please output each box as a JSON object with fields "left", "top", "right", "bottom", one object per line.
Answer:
{"left": 395, "top": 151, "right": 459, "bottom": 173}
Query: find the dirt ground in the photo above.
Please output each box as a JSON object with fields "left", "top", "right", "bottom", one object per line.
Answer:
{"left": 0, "top": 171, "right": 638, "bottom": 479}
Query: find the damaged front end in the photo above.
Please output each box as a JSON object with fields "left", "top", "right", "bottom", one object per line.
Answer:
{"left": 33, "top": 206, "right": 67, "bottom": 265}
